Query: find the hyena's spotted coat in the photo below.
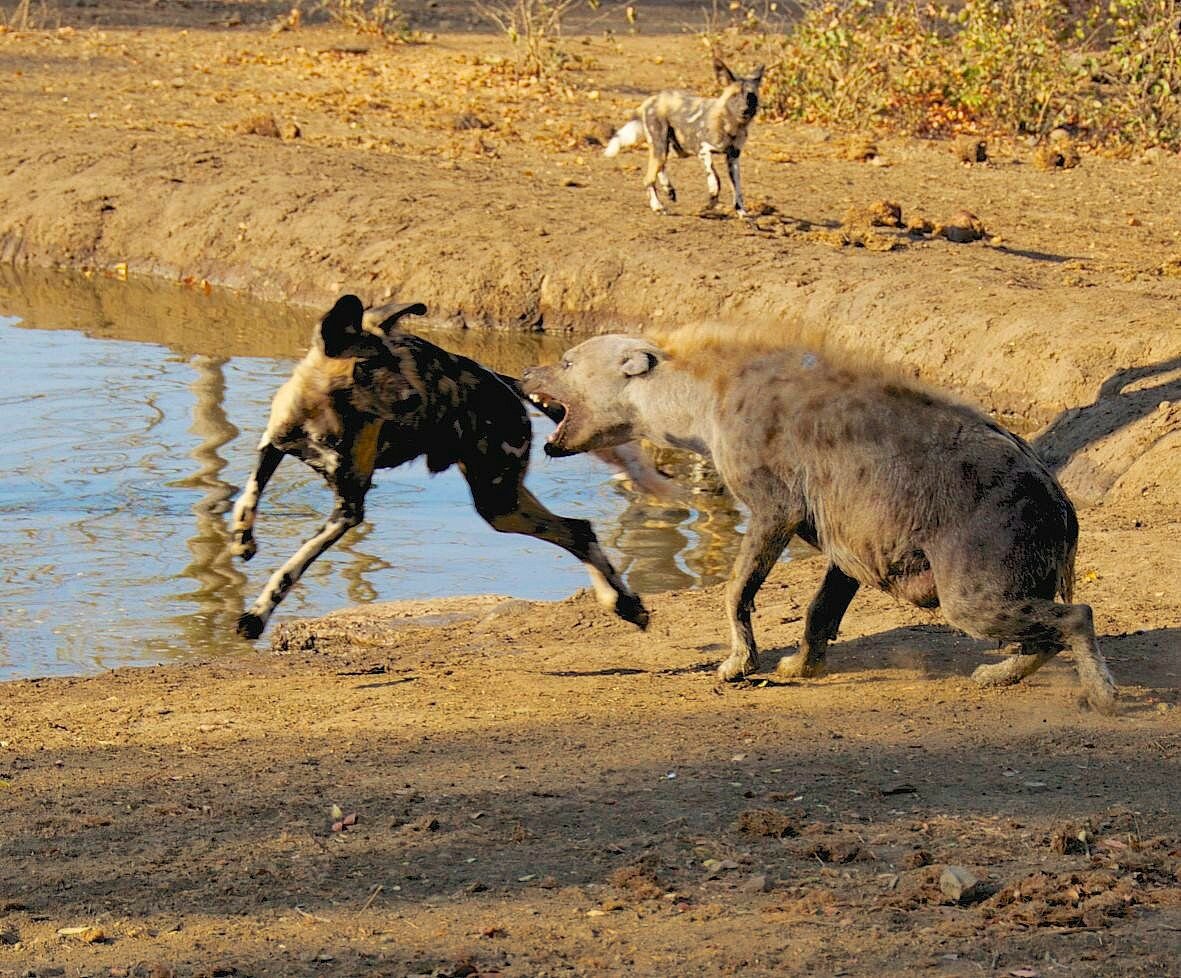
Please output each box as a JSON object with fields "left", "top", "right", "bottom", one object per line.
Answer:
{"left": 605, "top": 58, "right": 764, "bottom": 217}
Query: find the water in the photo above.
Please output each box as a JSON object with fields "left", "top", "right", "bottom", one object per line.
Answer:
{"left": 0, "top": 268, "right": 750, "bottom": 680}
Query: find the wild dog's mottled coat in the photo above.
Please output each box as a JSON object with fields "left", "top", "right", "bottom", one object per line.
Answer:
{"left": 604, "top": 58, "right": 764, "bottom": 216}
{"left": 231, "top": 296, "right": 647, "bottom": 639}
{"left": 522, "top": 332, "right": 1117, "bottom": 713}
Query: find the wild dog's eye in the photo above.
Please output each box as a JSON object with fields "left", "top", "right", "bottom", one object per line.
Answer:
{"left": 560, "top": 358, "right": 572, "bottom": 370}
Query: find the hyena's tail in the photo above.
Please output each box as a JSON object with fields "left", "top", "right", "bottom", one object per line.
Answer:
{"left": 604, "top": 118, "right": 644, "bottom": 158}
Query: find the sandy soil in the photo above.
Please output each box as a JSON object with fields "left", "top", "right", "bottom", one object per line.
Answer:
{"left": 0, "top": 3, "right": 1179, "bottom": 976}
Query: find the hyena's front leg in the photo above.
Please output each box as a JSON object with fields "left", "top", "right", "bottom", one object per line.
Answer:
{"left": 700, "top": 147, "right": 721, "bottom": 210}
{"left": 230, "top": 442, "right": 284, "bottom": 561}
{"left": 725, "top": 147, "right": 748, "bottom": 218}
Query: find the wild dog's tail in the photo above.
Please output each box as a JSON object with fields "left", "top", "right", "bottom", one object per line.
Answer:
{"left": 604, "top": 117, "right": 644, "bottom": 158}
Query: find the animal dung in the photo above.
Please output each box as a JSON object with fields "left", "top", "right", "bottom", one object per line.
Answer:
{"left": 234, "top": 113, "right": 282, "bottom": 138}
{"left": 935, "top": 210, "right": 986, "bottom": 243}
{"left": 1033, "top": 137, "right": 1080, "bottom": 170}
{"left": 843, "top": 199, "right": 903, "bottom": 229}
{"left": 953, "top": 135, "right": 987, "bottom": 164}
{"left": 840, "top": 136, "right": 879, "bottom": 162}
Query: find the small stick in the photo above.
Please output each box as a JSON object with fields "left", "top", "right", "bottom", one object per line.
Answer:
{"left": 359, "top": 884, "right": 383, "bottom": 913}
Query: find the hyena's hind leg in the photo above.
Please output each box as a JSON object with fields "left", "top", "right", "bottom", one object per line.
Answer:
{"left": 230, "top": 442, "right": 285, "bottom": 561}
{"left": 463, "top": 464, "right": 649, "bottom": 629}
{"left": 943, "top": 593, "right": 1117, "bottom": 714}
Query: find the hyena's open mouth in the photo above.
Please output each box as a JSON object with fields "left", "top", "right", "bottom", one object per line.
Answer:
{"left": 528, "top": 392, "right": 575, "bottom": 457}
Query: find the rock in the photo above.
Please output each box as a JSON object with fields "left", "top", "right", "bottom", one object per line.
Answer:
{"left": 740, "top": 874, "right": 772, "bottom": 893}
{"left": 279, "top": 121, "right": 301, "bottom": 140}
{"left": 940, "top": 865, "right": 985, "bottom": 904}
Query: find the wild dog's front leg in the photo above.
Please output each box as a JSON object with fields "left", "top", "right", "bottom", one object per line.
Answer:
{"left": 237, "top": 489, "right": 366, "bottom": 639}
{"left": 776, "top": 562, "right": 859, "bottom": 679}
{"left": 725, "top": 147, "right": 748, "bottom": 219}
{"left": 718, "top": 512, "right": 795, "bottom": 681}
{"left": 700, "top": 147, "right": 721, "bottom": 210}
{"left": 230, "top": 442, "right": 284, "bottom": 561}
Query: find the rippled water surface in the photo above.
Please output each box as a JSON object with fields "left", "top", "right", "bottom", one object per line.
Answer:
{"left": 0, "top": 270, "right": 752, "bottom": 680}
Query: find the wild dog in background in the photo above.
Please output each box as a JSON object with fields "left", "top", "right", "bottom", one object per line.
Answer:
{"left": 604, "top": 58, "right": 765, "bottom": 217}
{"left": 522, "top": 328, "right": 1118, "bottom": 713}
{"left": 230, "top": 295, "right": 649, "bottom": 639}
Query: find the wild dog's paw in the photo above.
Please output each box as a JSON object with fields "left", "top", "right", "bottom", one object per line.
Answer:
{"left": 717, "top": 652, "right": 757, "bottom": 682}
{"left": 230, "top": 536, "right": 258, "bottom": 561}
{"left": 237, "top": 612, "right": 266, "bottom": 640}
{"left": 615, "top": 593, "right": 650, "bottom": 631}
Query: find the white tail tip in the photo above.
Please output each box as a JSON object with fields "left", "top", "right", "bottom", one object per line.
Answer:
{"left": 604, "top": 118, "right": 643, "bottom": 158}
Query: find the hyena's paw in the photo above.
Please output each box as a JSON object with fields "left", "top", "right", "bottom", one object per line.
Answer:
{"left": 971, "top": 660, "right": 1024, "bottom": 687}
{"left": 775, "top": 651, "right": 828, "bottom": 680}
{"left": 717, "top": 652, "right": 758, "bottom": 682}
{"left": 237, "top": 612, "right": 266, "bottom": 640}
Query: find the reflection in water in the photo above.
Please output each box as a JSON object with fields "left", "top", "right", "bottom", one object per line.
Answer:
{"left": 0, "top": 267, "right": 786, "bottom": 680}
{"left": 172, "top": 356, "right": 247, "bottom": 647}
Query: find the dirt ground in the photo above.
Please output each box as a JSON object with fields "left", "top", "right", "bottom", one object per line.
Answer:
{"left": 0, "top": 2, "right": 1179, "bottom": 976}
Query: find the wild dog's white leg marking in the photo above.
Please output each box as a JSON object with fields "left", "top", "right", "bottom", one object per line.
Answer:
{"left": 648, "top": 184, "right": 665, "bottom": 213}
{"left": 700, "top": 147, "right": 720, "bottom": 207}
{"left": 657, "top": 168, "right": 676, "bottom": 203}
{"left": 240, "top": 506, "right": 361, "bottom": 637}
{"left": 231, "top": 443, "right": 284, "bottom": 560}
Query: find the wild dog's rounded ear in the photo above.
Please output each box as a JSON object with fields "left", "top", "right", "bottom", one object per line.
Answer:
{"left": 713, "top": 57, "right": 736, "bottom": 86}
{"left": 621, "top": 348, "right": 659, "bottom": 377}
{"left": 752, "top": 64, "right": 766, "bottom": 83}
{"left": 320, "top": 294, "right": 365, "bottom": 357}
{"left": 364, "top": 300, "right": 428, "bottom": 334}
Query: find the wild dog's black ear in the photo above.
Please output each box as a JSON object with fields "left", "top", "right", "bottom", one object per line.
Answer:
{"left": 621, "top": 349, "right": 658, "bottom": 377}
{"left": 320, "top": 294, "right": 365, "bottom": 357}
{"left": 368, "top": 300, "right": 428, "bottom": 334}
{"left": 713, "top": 57, "right": 736, "bottom": 87}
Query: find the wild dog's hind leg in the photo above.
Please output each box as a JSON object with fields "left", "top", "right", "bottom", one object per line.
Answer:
{"left": 642, "top": 111, "right": 670, "bottom": 213}
{"left": 465, "top": 467, "right": 648, "bottom": 629}
{"left": 230, "top": 442, "right": 284, "bottom": 561}
{"left": 718, "top": 511, "right": 797, "bottom": 681}
{"left": 777, "top": 563, "right": 860, "bottom": 679}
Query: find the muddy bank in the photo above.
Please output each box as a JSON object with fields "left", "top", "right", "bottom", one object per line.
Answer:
{"left": 2, "top": 26, "right": 1181, "bottom": 422}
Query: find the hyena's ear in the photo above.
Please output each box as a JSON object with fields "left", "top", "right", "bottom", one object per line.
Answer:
{"left": 621, "top": 348, "right": 659, "bottom": 377}
{"left": 713, "top": 57, "right": 736, "bottom": 87}
{"left": 363, "top": 299, "right": 428, "bottom": 334}
{"left": 320, "top": 294, "right": 365, "bottom": 357}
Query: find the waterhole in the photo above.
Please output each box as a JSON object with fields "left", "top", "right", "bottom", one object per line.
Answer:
{"left": 0, "top": 268, "right": 756, "bottom": 680}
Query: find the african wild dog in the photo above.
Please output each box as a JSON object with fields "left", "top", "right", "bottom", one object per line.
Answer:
{"left": 230, "top": 295, "right": 648, "bottom": 639}
{"left": 522, "top": 328, "right": 1118, "bottom": 713}
{"left": 604, "top": 58, "right": 765, "bottom": 217}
